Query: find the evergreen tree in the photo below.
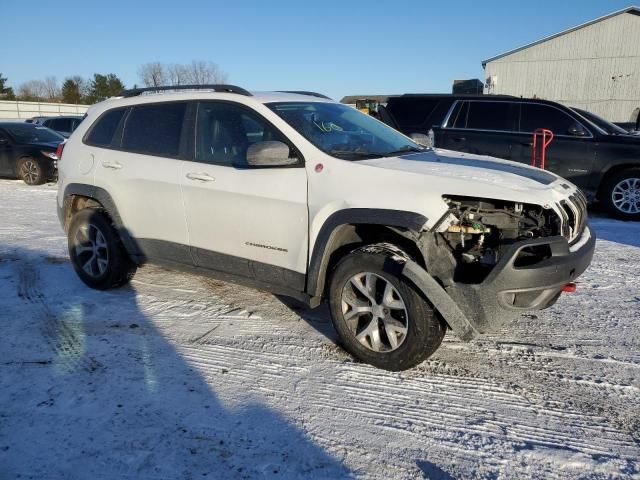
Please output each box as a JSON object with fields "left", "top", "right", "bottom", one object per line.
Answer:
{"left": 61, "top": 78, "right": 82, "bottom": 104}
{"left": 0, "top": 73, "right": 16, "bottom": 100}
{"left": 86, "top": 73, "right": 125, "bottom": 103}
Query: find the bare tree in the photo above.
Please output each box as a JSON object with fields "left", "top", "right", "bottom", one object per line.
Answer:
{"left": 138, "top": 62, "right": 166, "bottom": 88}
{"left": 43, "top": 76, "right": 60, "bottom": 101}
{"left": 138, "top": 60, "right": 228, "bottom": 88}
{"left": 17, "top": 80, "right": 47, "bottom": 101}
{"left": 186, "top": 60, "right": 227, "bottom": 84}
{"left": 166, "top": 63, "right": 189, "bottom": 86}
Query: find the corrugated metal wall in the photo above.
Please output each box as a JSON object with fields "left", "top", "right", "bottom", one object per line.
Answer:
{"left": 0, "top": 100, "right": 89, "bottom": 120}
{"left": 484, "top": 12, "right": 640, "bottom": 122}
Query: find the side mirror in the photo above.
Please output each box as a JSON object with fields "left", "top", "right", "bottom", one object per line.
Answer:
{"left": 568, "top": 124, "right": 587, "bottom": 137}
{"left": 410, "top": 133, "right": 431, "bottom": 147}
{"left": 246, "top": 141, "right": 298, "bottom": 167}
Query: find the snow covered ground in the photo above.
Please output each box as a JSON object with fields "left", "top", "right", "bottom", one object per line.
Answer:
{"left": 0, "top": 179, "right": 638, "bottom": 479}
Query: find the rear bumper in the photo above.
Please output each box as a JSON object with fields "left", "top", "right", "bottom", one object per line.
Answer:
{"left": 444, "top": 225, "right": 595, "bottom": 334}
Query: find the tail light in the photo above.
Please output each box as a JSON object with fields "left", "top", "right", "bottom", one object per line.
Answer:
{"left": 56, "top": 142, "right": 65, "bottom": 160}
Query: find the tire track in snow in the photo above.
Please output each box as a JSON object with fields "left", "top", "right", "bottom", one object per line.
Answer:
{"left": 15, "top": 261, "right": 100, "bottom": 374}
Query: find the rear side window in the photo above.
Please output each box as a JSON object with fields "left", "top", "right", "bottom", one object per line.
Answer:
{"left": 520, "top": 104, "right": 577, "bottom": 135}
{"left": 465, "top": 101, "right": 513, "bottom": 131}
{"left": 121, "top": 102, "right": 187, "bottom": 157}
{"left": 86, "top": 108, "right": 127, "bottom": 147}
{"left": 48, "top": 118, "right": 72, "bottom": 132}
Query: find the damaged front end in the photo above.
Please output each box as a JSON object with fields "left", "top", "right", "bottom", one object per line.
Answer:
{"left": 418, "top": 194, "right": 595, "bottom": 335}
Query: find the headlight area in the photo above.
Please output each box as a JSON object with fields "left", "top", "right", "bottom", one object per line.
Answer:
{"left": 426, "top": 196, "right": 563, "bottom": 285}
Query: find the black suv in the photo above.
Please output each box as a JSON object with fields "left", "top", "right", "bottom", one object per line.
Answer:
{"left": 28, "top": 115, "right": 84, "bottom": 138}
{"left": 379, "top": 95, "right": 640, "bottom": 220}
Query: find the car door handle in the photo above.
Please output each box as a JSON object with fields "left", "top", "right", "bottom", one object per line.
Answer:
{"left": 186, "top": 172, "right": 215, "bottom": 182}
{"left": 101, "top": 161, "right": 122, "bottom": 170}
{"left": 521, "top": 142, "right": 533, "bottom": 147}
{"left": 453, "top": 136, "right": 466, "bottom": 142}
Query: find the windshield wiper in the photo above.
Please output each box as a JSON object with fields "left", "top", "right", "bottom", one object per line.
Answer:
{"left": 328, "top": 149, "right": 384, "bottom": 160}
{"left": 382, "top": 146, "right": 426, "bottom": 156}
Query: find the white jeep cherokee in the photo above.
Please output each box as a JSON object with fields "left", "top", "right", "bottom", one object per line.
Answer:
{"left": 56, "top": 85, "right": 595, "bottom": 371}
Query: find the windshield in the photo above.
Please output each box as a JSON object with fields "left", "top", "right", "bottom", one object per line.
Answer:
{"left": 267, "top": 102, "right": 424, "bottom": 159}
{"left": 5, "top": 124, "right": 64, "bottom": 143}
{"left": 572, "top": 108, "right": 628, "bottom": 135}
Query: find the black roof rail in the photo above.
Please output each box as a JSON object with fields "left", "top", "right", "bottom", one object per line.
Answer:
{"left": 117, "top": 84, "right": 252, "bottom": 98}
{"left": 278, "top": 90, "right": 332, "bottom": 100}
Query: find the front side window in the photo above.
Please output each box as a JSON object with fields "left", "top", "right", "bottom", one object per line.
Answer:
{"left": 195, "top": 102, "right": 290, "bottom": 166}
{"left": 267, "top": 102, "right": 423, "bottom": 160}
{"left": 520, "top": 104, "right": 577, "bottom": 135}
{"left": 121, "top": 102, "right": 187, "bottom": 157}
{"left": 86, "top": 108, "right": 127, "bottom": 147}
{"left": 446, "top": 101, "right": 469, "bottom": 128}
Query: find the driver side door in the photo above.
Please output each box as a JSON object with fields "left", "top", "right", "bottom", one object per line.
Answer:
{"left": 180, "top": 101, "right": 308, "bottom": 291}
{"left": 512, "top": 103, "right": 596, "bottom": 188}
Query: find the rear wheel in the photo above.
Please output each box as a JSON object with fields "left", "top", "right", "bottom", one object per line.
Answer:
{"left": 16, "top": 157, "right": 44, "bottom": 185}
{"left": 602, "top": 168, "right": 640, "bottom": 220}
{"left": 328, "top": 246, "right": 446, "bottom": 371}
{"left": 68, "top": 209, "right": 137, "bottom": 289}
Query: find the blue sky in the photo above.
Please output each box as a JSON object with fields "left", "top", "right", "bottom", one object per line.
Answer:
{"left": 2, "top": 0, "right": 635, "bottom": 100}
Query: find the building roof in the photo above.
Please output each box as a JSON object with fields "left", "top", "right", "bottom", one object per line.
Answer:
{"left": 482, "top": 6, "right": 640, "bottom": 67}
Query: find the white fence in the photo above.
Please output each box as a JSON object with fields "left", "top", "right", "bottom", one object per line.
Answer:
{"left": 0, "top": 100, "right": 89, "bottom": 120}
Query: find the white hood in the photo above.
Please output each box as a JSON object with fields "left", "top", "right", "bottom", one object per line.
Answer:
{"left": 359, "top": 148, "right": 563, "bottom": 192}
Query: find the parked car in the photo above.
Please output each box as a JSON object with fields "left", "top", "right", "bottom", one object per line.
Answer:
{"left": 378, "top": 94, "right": 640, "bottom": 220}
{"left": 0, "top": 122, "right": 63, "bottom": 184}
{"left": 57, "top": 85, "right": 594, "bottom": 371}
{"left": 27, "top": 115, "right": 84, "bottom": 138}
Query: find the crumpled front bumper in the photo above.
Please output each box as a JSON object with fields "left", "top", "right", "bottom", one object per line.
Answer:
{"left": 445, "top": 224, "right": 596, "bottom": 335}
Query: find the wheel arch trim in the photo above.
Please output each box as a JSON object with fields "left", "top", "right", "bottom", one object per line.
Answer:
{"left": 306, "top": 208, "right": 428, "bottom": 299}
{"left": 63, "top": 183, "right": 143, "bottom": 259}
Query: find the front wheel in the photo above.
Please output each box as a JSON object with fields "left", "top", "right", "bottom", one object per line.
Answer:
{"left": 602, "top": 168, "right": 640, "bottom": 220}
{"left": 68, "top": 209, "right": 137, "bottom": 290}
{"left": 328, "top": 246, "right": 446, "bottom": 371}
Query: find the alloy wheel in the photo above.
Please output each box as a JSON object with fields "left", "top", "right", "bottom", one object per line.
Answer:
{"left": 20, "top": 160, "right": 39, "bottom": 184}
{"left": 612, "top": 177, "right": 640, "bottom": 214}
{"left": 74, "top": 223, "right": 109, "bottom": 278}
{"left": 341, "top": 272, "right": 409, "bottom": 353}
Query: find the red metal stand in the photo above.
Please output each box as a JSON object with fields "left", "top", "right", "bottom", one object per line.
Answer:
{"left": 531, "top": 128, "right": 554, "bottom": 170}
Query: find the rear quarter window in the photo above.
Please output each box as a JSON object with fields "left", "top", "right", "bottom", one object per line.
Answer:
{"left": 387, "top": 98, "right": 449, "bottom": 130}
{"left": 85, "top": 108, "right": 127, "bottom": 147}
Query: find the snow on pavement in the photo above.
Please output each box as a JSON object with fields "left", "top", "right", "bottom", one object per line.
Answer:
{"left": 0, "top": 179, "right": 638, "bottom": 479}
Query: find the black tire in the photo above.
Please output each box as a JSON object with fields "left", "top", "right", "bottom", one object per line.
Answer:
{"left": 16, "top": 157, "right": 45, "bottom": 185}
{"left": 601, "top": 168, "right": 640, "bottom": 221}
{"left": 328, "top": 246, "right": 446, "bottom": 371}
{"left": 67, "top": 209, "right": 137, "bottom": 290}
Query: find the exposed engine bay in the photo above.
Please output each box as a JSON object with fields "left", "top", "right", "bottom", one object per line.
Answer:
{"left": 422, "top": 196, "right": 562, "bottom": 285}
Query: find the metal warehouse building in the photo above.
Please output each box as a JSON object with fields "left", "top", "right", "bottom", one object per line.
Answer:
{"left": 482, "top": 6, "right": 640, "bottom": 123}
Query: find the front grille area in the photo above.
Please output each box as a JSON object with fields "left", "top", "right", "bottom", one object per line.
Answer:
{"left": 559, "top": 190, "right": 588, "bottom": 243}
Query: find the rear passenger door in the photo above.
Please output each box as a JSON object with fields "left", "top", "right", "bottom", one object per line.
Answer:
{"left": 439, "top": 100, "right": 517, "bottom": 160}
{"left": 180, "top": 101, "right": 308, "bottom": 290}
{"left": 89, "top": 102, "right": 191, "bottom": 264}
{"left": 513, "top": 103, "right": 595, "bottom": 188}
